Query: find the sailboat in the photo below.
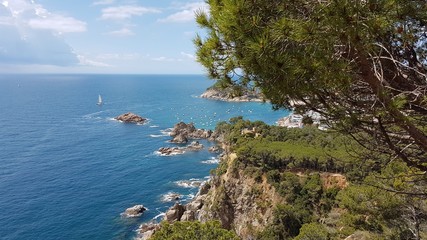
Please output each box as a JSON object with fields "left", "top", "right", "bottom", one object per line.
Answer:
{"left": 97, "top": 94, "right": 103, "bottom": 106}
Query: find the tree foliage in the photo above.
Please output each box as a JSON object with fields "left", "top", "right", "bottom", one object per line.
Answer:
{"left": 294, "top": 223, "right": 329, "bottom": 240}
{"left": 195, "top": 0, "right": 427, "bottom": 171}
{"left": 214, "top": 117, "right": 374, "bottom": 179}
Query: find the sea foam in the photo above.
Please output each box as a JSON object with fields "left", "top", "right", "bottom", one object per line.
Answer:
{"left": 175, "top": 178, "right": 204, "bottom": 188}
{"left": 201, "top": 157, "right": 220, "bottom": 164}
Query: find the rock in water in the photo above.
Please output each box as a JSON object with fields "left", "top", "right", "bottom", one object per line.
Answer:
{"left": 171, "top": 134, "right": 188, "bottom": 144}
{"left": 169, "top": 122, "right": 212, "bottom": 141}
{"left": 115, "top": 112, "right": 146, "bottom": 124}
{"left": 161, "top": 192, "right": 182, "bottom": 202}
{"left": 186, "top": 141, "right": 204, "bottom": 151}
{"left": 157, "top": 147, "right": 185, "bottom": 156}
{"left": 122, "top": 205, "right": 146, "bottom": 218}
{"left": 170, "top": 122, "right": 196, "bottom": 137}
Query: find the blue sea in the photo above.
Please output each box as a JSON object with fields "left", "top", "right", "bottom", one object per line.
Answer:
{"left": 0, "top": 74, "right": 289, "bottom": 240}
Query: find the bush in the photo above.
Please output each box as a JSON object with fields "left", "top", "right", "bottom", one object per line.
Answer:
{"left": 151, "top": 220, "right": 239, "bottom": 240}
{"left": 294, "top": 223, "right": 329, "bottom": 240}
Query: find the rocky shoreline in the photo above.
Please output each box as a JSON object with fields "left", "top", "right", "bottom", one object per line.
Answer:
{"left": 134, "top": 121, "right": 225, "bottom": 239}
{"left": 157, "top": 141, "right": 204, "bottom": 156}
{"left": 155, "top": 121, "right": 220, "bottom": 156}
{"left": 136, "top": 181, "right": 213, "bottom": 240}
{"left": 200, "top": 88, "right": 264, "bottom": 102}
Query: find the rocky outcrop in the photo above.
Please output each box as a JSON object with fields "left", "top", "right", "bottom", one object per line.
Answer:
{"left": 157, "top": 142, "right": 204, "bottom": 156}
{"left": 179, "top": 154, "right": 350, "bottom": 239}
{"left": 121, "top": 204, "right": 146, "bottom": 218}
{"left": 115, "top": 112, "right": 146, "bottom": 124}
{"left": 170, "top": 122, "right": 196, "bottom": 137}
{"left": 157, "top": 147, "right": 185, "bottom": 156}
{"left": 186, "top": 141, "right": 204, "bottom": 151}
{"left": 181, "top": 196, "right": 205, "bottom": 221}
{"left": 201, "top": 88, "right": 264, "bottom": 102}
{"left": 170, "top": 122, "right": 213, "bottom": 143}
{"left": 166, "top": 153, "right": 284, "bottom": 239}
{"left": 161, "top": 192, "right": 182, "bottom": 202}
{"left": 160, "top": 182, "right": 211, "bottom": 223}
{"left": 320, "top": 173, "right": 348, "bottom": 190}
{"left": 152, "top": 152, "right": 280, "bottom": 238}
{"left": 165, "top": 203, "right": 186, "bottom": 223}
{"left": 136, "top": 222, "right": 160, "bottom": 240}
{"left": 171, "top": 134, "right": 188, "bottom": 144}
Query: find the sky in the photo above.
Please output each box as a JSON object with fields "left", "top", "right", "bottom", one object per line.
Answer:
{"left": 0, "top": 0, "right": 209, "bottom": 74}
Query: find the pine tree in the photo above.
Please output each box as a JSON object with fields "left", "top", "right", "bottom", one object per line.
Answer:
{"left": 195, "top": 0, "right": 427, "bottom": 172}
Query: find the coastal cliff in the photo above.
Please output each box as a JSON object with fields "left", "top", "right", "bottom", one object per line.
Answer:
{"left": 143, "top": 118, "right": 427, "bottom": 240}
{"left": 191, "top": 153, "right": 284, "bottom": 238}
{"left": 183, "top": 154, "right": 349, "bottom": 239}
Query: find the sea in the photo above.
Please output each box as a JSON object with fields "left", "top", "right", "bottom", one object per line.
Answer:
{"left": 0, "top": 74, "right": 289, "bottom": 240}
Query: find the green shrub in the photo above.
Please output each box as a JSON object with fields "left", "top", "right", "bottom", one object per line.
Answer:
{"left": 151, "top": 220, "right": 239, "bottom": 240}
{"left": 294, "top": 223, "right": 329, "bottom": 240}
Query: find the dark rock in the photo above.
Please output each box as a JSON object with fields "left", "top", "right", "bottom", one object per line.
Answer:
{"left": 199, "top": 182, "right": 211, "bottom": 195}
{"left": 186, "top": 141, "right": 204, "bottom": 151}
{"left": 171, "top": 134, "right": 188, "bottom": 144}
{"left": 121, "top": 204, "right": 146, "bottom": 218}
{"left": 115, "top": 112, "right": 146, "bottom": 124}
{"left": 208, "top": 146, "right": 221, "bottom": 153}
{"left": 170, "top": 122, "right": 196, "bottom": 137}
{"left": 161, "top": 192, "right": 182, "bottom": 202}
{"left": 157, "top": 147, "right": 185, "bottom": 156}
{"left": 169, "top": 122, "right": 212, "bottom": 141}
{"left": 187, "top": 198, "right": 204, "bottom": 211}
{"left": 164, "top": 203, "right": 186, "bottom": 223}
{"left": 136, "top": 222, "right": 160, "bottom": 240}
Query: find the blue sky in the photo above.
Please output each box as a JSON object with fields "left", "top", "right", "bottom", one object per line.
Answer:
{"left": 0, "top": 0, "right": 208, "bottom": 74}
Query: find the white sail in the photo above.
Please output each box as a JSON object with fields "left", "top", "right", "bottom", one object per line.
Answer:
{"left": 97, "top": 94, "right": 103, "bottom": 105}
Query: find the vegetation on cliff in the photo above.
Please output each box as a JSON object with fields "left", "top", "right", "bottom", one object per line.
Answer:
{"left": 213, "top": 118, "right": 426, "bottom": 239}
{"left": 151, "top": 220, "right": 239, "bottom": 240}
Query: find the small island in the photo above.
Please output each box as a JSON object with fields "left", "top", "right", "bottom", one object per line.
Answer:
{"left": 200, "top": 84, "right": 264, "bottom": 102}
{"left": 115, "top": 112, "right": 146, "bottom": 124}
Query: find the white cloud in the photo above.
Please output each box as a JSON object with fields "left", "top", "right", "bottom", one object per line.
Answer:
{"left": 28, "top": 15, "right": 86, "bottom": 33}
{"left": 1, "top": 0, "right": 86, "bottom": 33}
{"left": 97, "top": 53, "right": 141, "bottom": 60}
{"left": 159, "top": 9, "right": 193, "bottom": 23}
{"left": 159, "top": 2, "right": 208, "bottom": 23}
{"left": 181, "top": 51, "right": 195, "bottom": 59}
{"left": 101, "top": 5, "right": 160, "bottom": 20}
{"left": 2, "top": 0, "right": 34, "bottom": 17}
{"left": 93, "top": 0, "right": 115, "bottom": 6}
{"left": 0, "top": 0, "right": 85, "bottom": 66}
{"left": 152, "top": 56, "right": 183, "bottom": 62}
{"left": 77, "top": 55, "right": 111, "bottom": 67}
{"left": 106, "top": 27, "right": 134, "bottom": 36}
